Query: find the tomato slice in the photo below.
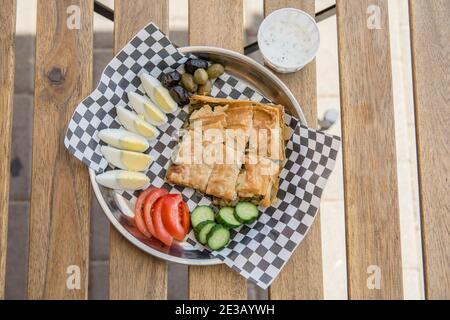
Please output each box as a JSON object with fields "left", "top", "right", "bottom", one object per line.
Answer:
{"left": 135, "top": 189, "right": 189, "bottom": 246}
{"left": 134, "top": 188, "right": 156, "bottom": 238}
{"left": 179, "top": 201, "right": 191, "bottom": 236}
{"left": 152, "top": 196, "right": 174, "bottom": 246}
{"left": 143, "top": 188, "right": 168, "bottom": 237}
{"left": 161, "top": 194, "right": 191, "bottom": 241}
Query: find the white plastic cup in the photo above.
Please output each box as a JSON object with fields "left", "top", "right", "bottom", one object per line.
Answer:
{"left": 257, "top": 8, "right": 320, "bottom": 73}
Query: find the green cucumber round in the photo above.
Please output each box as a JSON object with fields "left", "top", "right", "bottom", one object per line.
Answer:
{"left": 195, "top": 221, "right": 216, "bottom": 245}
{"left": 191, "top": 206, "right": 215, "bottom": 231}
{"left": 234, "top": 202, "right": 259, "bottom": 224}
{"left": 217, "top": 207, "right": 242, "bottom": 228}
{"left": 206, "top": 225, "right": 230, "bottom": 250}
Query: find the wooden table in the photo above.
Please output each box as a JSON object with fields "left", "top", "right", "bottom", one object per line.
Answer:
{"left": 0, "top": 0, "right": 448, "bottom": 299}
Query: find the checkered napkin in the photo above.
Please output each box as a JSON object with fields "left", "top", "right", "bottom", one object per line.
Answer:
{"left": 64, "top": 23, "right": 341, "bottom": 289}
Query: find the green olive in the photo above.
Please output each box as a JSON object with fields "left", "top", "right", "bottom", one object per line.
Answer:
{"left": 207, "top": 63, "right": 225, "bottom": 79}
{"left": 197, "top": 79, "right": 212, "bottom": 96}
{"left": 193, "top": 68, "right": 208, "bottom": 85}
{"left": 180, "top": 73, "right": 198, "bottom": 93}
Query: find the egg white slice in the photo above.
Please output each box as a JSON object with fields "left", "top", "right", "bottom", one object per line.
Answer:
{"left": 98, "top": 128, "right": 149, "bottom": 152}
{"left": 96, "top": 170, "right": 150, "bottom": 190}
{"left": 116, "top": 106, "right": 159, "bottom": 140}
{"left": 101, "top": 146, "right": 153, "bottom": 171}
{"left": 140, "top": 73, "right": 178, "bottom": 113}
{"left": 127, "top": 91, "right": 167, "bottom": 126}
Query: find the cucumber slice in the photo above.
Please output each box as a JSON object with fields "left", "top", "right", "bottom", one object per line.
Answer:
{"left": 191, "top": 206, "right": 215, "bottom": 230}
{"left": 194, "top": 220, "right": 212, "bottom": 233}
{"left": 217, "top": 207, "right": 242, "bottom": 228}
{"left": 234, "top": 202, "right": 259, "bottom": 224}
{"left": 195, "top": 222, "right": 216, "bottom": 245}
{"left": 206, "top": 225, "right": 230, "bottom": 250}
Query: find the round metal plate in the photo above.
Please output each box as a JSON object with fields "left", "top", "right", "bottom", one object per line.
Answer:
{"left": 90, "top": 46, "right": 307, "bottom": 265}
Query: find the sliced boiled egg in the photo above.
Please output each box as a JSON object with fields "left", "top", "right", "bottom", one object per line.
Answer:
{"left": 98, "top": 128, "right": 149, "bottom": 152}
{"left": 101, "top": 146, "right": 153, "bottom": 171}
{"left": 116, "top": 106, "right": 158, "bottom": 140}
{"left": 127, "top": 91, "right": 167, "bottom": 126}
{"left": 140, "top": 73, "right": 178, "bottom": 113}
{"left": 96, "top": 170, "right": 150, "bottom": 190}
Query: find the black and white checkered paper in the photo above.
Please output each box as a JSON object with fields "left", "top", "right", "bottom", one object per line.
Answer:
{"left": 64, "top": 23, "right": 340, "bottom": 289}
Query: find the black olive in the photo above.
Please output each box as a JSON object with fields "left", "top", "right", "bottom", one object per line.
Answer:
{"left": 184, "top": 58, "right": 208, "bottom": 74}
{"left": 161, "top": 71, "right": 181, "bottom": 88}
{"left": 169, "top": 85, "right": 190, "bottom": 106}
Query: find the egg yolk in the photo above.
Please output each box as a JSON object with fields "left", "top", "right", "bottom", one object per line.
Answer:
{"left": 154, "top": 88, "right": 175, "bottom": 112}
{"left": 117, "top": 171, "right": 149, "bottom": 189}
{"left": 121, "top": 151, "right": 152, "bottom": 171}
{"left": 144, "top": 103, "right": 165, "bottom": 124}
{"left": 119, "top": 137, "right": 148, "bottom": 152}
{"left": 134, "top": 119, "right": 157, "bottom": 138}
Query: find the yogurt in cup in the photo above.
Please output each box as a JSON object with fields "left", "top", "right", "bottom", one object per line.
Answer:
{"left": 257, "top": 8, "right": 320, "bottom": 73}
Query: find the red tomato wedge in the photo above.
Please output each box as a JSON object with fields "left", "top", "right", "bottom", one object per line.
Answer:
{"left": 161, "top": 194, "right": 190, "bottom": 241}
{"left": 134, "top": 188, "right": 155, "bottom": 238}
{"left": 143, "top": 188, "right": 168, "bottom": 237}
{"left": 179, "top": 201, "right": 190, "bottom": 236}
{"left": 152, "top": 196, "right": 174, "bottom": 246}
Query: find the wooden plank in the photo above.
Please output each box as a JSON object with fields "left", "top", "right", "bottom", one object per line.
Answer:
{"left": 265, "top": 0, "right": 323, "bottom": 300}
{"left": 0, "top": 0, "right": 16, "bottom": 299}
{"left": 188, "top": 0, "right": 247, "bottom": 300}
{"left": 188, "top": 0, "right": 243, "bottom": 50}
{"left": 109, "top": 0, "right": 169, "bottom": 300}
{"left": 409, "top": 0, "right": 450, "bottom": 299}
{"left": 28, "top": 0, "right": 93, "bottom": 299}
{"left": 336, "top": 0, "right": 403, "bottom": 299}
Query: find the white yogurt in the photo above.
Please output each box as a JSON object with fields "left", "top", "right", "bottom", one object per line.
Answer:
{"left": 258, "top": 8, "right": 320, "bottom": 73}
